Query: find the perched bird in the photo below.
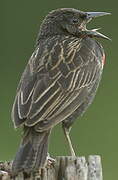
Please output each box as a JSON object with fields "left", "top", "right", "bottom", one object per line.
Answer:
{"left": 11, "top": 8, "right": 110, "bottom": 174}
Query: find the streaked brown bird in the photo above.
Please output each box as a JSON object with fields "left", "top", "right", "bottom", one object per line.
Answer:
{"left": 11, "top": 8, "right": 110, "bottom": 174}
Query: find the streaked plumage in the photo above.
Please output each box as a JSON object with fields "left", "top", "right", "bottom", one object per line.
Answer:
{"left": 11, "top": 8, "right": 109, "bottom": 174}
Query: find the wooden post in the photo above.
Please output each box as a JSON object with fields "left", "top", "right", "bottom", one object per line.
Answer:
{"left": 0, "top": 156, "right": 103, "bottom": 180}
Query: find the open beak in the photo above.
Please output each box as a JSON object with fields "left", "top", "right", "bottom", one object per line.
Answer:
{"left": 84, "top": 11, "right": 111, "bottom": 40}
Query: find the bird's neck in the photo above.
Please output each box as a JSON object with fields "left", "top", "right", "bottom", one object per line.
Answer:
{"left": 37, "top": 20, "right": 69, "bottom": 41}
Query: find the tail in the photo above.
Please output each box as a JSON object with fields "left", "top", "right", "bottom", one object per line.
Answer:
{"left": 12, "top": 127, "right": 51, "bottom": 175}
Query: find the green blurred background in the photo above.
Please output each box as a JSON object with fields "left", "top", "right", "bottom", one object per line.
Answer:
{"left": 0, "top": 0, "right": 117, "bottom": 179}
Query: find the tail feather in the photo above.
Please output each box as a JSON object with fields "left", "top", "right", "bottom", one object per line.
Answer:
{"left": 12, "top": 127, "right": 50, "bottom": 174}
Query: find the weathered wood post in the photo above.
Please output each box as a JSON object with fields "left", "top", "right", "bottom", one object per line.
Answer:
{"left": 0, "top": 155, "right": 103, "bottom": 180}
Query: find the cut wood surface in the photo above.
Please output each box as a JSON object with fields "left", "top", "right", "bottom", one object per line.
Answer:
{"left": 0, "top": 155, "right": 103, "bottom": 180}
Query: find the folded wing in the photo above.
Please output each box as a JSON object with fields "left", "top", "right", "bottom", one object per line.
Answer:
{"left": 12, "top": 37, "right": 103, "bottom": 130}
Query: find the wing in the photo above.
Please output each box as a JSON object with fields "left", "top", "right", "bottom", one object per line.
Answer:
{"left": 12, "top": 36, "right": 104, "bottom": 130}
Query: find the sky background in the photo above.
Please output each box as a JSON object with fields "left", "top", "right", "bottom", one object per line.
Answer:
{"left": 0, "top": 0, "right": 117, "bottom": 179}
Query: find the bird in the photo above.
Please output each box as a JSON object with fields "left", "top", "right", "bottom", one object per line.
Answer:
{"left": 11, "top": 8, "right": 110, "bottom": 175}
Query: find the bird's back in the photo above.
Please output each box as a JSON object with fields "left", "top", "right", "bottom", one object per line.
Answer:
{"left": 12, "top": 34, "right": 104, "bottom": 131}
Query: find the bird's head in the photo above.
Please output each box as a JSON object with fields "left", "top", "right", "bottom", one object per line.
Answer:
{"left": 39, "top": 8, "right": 110, "bottom": 40}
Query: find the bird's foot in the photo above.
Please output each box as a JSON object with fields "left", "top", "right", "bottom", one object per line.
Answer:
{"left": 46, "top": 153, "right": 55, "bottom": 168}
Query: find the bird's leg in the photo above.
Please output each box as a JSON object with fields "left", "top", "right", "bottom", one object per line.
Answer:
{"left": 62, "top": 126, "right": 76, "bottom": 156}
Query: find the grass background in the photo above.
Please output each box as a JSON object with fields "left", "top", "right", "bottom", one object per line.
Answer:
{"left": 0, "top": 0, "right": 117, "bottom": 179}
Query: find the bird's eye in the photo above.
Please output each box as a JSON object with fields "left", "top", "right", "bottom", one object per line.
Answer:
{"left": 72, "top": 18, "right": 79, "bottom": 24}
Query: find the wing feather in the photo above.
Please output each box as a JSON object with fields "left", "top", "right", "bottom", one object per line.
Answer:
{"left": 12, "top": 37, "right": 103, "bottom": 129}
